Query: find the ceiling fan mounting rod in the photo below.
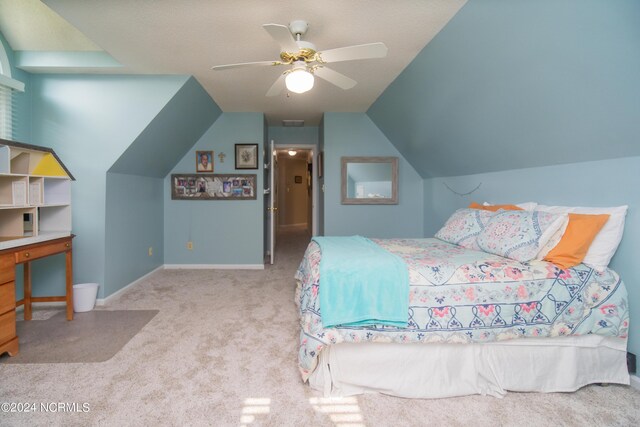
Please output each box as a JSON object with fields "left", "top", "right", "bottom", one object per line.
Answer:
{"left": 288, "top": 20, "right": 309, "bottom": 38}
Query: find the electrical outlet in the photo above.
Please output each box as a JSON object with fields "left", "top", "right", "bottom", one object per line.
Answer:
{"left": 187, "top": 241, "right": 193, "bottom": 250}
{"left": 148, "top": 247, "right": 153, "bottom": 256}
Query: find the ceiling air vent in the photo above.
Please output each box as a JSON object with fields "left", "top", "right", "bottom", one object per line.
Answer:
{"left": 282, "top": 120, "right": 304, "bottom": 127}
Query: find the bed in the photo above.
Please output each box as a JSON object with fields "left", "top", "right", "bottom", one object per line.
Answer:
{"left": 295, "top": 234, "right": 630, "bottom": 398}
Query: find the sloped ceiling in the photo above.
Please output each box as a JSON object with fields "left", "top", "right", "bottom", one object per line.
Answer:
{"left": 108, "top": 77, "right": 222, "bottom": 178}
{"left": 368, "top": 0, "right": 640, "bottom": 178}
{"left": 0, "top": 0, "right": 467, "bottom": 125}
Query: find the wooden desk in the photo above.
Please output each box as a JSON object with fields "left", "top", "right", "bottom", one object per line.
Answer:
{"left": 0, "top": 234, "right": 74, "bottom": 357}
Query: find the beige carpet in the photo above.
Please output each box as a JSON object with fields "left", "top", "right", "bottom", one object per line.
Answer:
{"left": 0, "top": 228, "right": 639, "bottom": 426}
{"left": 1, "top": 310, "right": 158, "bottom": 364}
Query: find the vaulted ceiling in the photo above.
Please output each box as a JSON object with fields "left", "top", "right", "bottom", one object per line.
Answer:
{"left": 0, "top": 0, "right": 467, "bottom": 125}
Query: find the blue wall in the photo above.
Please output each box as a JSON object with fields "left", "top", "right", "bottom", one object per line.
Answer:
{"left": 323, "top": 113, "right": 423, "bottom": 238}
{"left": 29, "top": 74, "right": 188, "bottom": 298}
{"left": 365, "top": 0, "right": 640, "bottom": 359}
{"left": 104, "top": 173, "right": 164, "bottom": 296}
{"left": 318, "top": 117, "right": 325, "bottom": 235}
{"left": 368, "top": 0, "right": 640, "bottom": 178}
{"left": 164, "top": 113, "right": 265, "bottom": 265}
{"left": 109, "top": 76, "right": 222, "bottom": 178}
{"left": 423, "top": 156, "right": 640, "bottom": 357}
{"left": 103, "top": 76, "right": 220, "bottom": 295}
{"left": 268, "top": 126, "right": 318, "bottom": 146}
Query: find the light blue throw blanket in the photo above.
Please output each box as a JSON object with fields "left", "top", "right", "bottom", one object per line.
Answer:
{"left": 313, "top": 236, "right": 409, "bottom": 328}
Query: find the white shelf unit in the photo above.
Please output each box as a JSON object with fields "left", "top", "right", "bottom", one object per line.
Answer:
{"left": 0, "top": 140, "right": 73, "bottom": 241}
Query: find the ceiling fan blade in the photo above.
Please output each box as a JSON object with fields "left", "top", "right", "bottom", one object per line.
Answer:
{"left": 263, "top": 24, "right": 298, "bottom": 53}
{"left": 266, "top": 73, "right": 286, "bottom": 97}
{"left": 211, "top": 60, "right": 279, "bottom": 71}
{"left": 318, "top": 42, "right": 388, "bottom": 63}
{"left": 313, "top": 66, "right": 357, "bottom": 90}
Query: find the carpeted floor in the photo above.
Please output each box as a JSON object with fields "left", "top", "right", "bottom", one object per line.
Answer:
{"left": 1, "top": 228, "right": 639, "bottom": 426}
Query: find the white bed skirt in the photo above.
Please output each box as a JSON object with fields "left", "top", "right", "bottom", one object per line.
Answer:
{"left": 308, "top": 335, "right": 629, "bottom": 398}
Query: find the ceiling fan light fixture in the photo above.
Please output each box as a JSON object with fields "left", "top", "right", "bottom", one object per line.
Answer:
{"left": 285, "top": 65, "right": 314, "bottom": 94}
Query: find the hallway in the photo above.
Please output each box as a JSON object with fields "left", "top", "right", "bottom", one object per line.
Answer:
{"left": 268, "top": 226, "right": 312, "bottom": 275}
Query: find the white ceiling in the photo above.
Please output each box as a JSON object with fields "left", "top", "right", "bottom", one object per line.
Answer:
{"left": 1, "top": 0, "right": 466, "bottom": 126}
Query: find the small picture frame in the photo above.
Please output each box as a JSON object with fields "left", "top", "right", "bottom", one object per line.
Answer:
{"left": 196, "top": 151, "right": 214, "bottom": 173}
{"left": 294, "top": 175, "right": 302, "bottom": 184}
{"left": 235, "top": 144, "right": 259, "bottom": 169}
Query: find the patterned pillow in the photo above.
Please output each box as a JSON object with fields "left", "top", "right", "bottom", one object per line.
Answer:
{"left": 476, "top": 210, "right": 568, "bottom": 262}
{"left": 435, "top": 208, "right": 495, "bottom": 250}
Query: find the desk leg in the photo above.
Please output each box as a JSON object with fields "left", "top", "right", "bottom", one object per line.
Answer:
{"left": 66, "top": 249, "right": 73, "bottom": 321}
{"left": 24, "top": 261, "right": 32, "bottom": 321}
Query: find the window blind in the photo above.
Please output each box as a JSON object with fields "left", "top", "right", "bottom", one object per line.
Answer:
{"left": 0, "top": 75, "right": 25, "bottom": 141}
{"left": 0, "top": 83, "right": 16, "bottom": 140}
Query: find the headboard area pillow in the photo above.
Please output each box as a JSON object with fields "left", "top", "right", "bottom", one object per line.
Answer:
{"left": 435, "top": 208, "right": 495, "bottom": 250}
{"left": 476, "top": 210, "right": 568, "bottom": 262}
{"left": 542, "top": 213, "right": 610, "bottom": 269}
{"left": 535, "top": 205, "right": 628, "bottom": 271}
{"left": 483, "top": 201, "right": 538, "bottom": 211}
{"left": 468, "top": 202, "right": 522, "bottom": 212}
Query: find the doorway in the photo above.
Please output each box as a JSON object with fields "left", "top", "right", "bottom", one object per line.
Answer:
{"left": 265, "top": 142, "right": 318, "bottom": 265}
{"left": 276, "top": 148, "right": 313, "bottom": 237}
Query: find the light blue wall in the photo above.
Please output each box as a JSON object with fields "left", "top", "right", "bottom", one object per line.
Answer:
{"left": 104, "top": 173, "right": 164, "bottom": 296}
{"left": 323, "top": 113, "right": 423, "bottom": 238}
{"left": 109, "top": 76, "right": 222, "bottom": 177}
{"left": 423, "top": 156, "right": 640, "bottom": 357}
{"left": 104, "top": 76, "right": 219, "bottom": 295}
{"left": 368, "top": 0, "right": 640, "bottom": 178}
{"left": 318, "top": 117, "right": 324, "bottom": 235}
{"left": 268, "top": 126, "right": 318, "bottom": 146}
{"left": 164, "top": 113, "right": 265, "bottom": 265}
{"left": 29, "top": 74, "right": 188, "bottom": 298}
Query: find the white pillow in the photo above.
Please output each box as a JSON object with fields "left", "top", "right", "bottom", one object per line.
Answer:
{"left": 483, "top": 201, "right": 538, "bottom": 211}
{"left": 535, "top": 205, "right": 628, "bottom": 271}
{"left": 536, "top": 217, "right": 570, "bottom": 260}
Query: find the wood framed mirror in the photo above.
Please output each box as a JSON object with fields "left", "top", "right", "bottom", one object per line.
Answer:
{"left": 341, "top": 156, "right": 398, "bottom": 205}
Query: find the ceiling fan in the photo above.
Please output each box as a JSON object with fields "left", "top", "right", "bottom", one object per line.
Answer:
{"left": 211, "top": 20, "right": 388, "bottom": 96}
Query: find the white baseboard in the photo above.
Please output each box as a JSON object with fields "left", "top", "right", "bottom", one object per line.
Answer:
{"left": 95, "top": 265, "right": 164, "bottom": 306}
{"left": 163, "top": 264, "right": 264, "bottom": 270}
{"left": 630, "top": 374, "right": 640, "bottom": 391}
{"left": 19, "top": 263, "right": 263, "bottom": 309}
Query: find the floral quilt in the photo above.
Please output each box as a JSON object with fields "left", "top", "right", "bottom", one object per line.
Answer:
{"left": 295, "top": 238, "right": 629, "bottom": 380}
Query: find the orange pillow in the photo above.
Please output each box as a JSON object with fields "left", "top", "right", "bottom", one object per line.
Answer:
{"left": 468, "top": 202, "right": 523, "bottom": 212}
{"left": 544, "top": 213, "right": 610, "bottom": 269}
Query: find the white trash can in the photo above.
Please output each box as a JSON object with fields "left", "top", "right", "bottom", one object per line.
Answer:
{"left": 73, "top": 283, "right": 99, "bottom": 313}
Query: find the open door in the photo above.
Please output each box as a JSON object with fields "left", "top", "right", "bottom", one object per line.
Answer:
{"left": 265, "top": 139, "right": 277, "bottom": 264}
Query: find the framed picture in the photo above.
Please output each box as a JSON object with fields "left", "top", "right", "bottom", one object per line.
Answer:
{"left": 171, "top": 174, "right": 256, "bottom": 200}
{"left": 318, "top": 151, "right": 324, "bottom": 178}
{"left": 235, "top": 144, "right": 258, "bottom": 169}
{"left": 196, "top": 151, "right": 214, "bottom": 173}
{"left": 294, "top": 175, "right": 302, "bottom": 184}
